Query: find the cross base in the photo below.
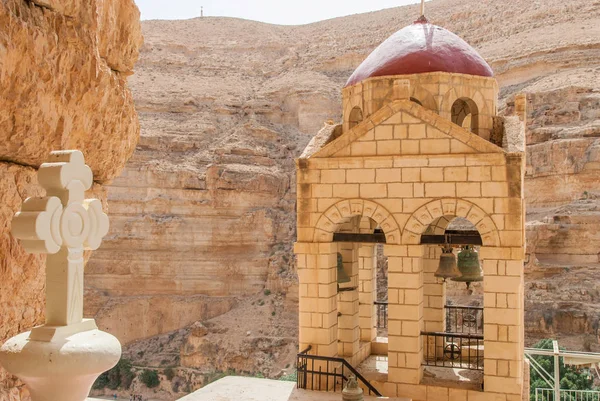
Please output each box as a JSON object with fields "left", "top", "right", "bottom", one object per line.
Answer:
{"left": 0, "top": 323, "right": 121, "bottom": 401}
{"left": 29, "top": 319, "right": 98, "bottom": 342}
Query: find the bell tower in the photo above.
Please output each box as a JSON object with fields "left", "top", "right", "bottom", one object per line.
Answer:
{"left": 295, "top": 11, "right": 527, "bottom": 401}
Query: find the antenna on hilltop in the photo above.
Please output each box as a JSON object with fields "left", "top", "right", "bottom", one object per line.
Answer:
{"left": 201, "top": 6, "right": 204, "bottom": 17}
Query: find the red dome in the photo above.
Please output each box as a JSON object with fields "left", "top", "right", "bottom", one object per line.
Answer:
{"left": 345, "top": 20, "right": 493, "bottom": 87}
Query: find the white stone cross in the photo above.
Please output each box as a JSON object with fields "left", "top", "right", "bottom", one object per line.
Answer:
{"left": 11, "top": 150, "right": 109, "bottom": 327}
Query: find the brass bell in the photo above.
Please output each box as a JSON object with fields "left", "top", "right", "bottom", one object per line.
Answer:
{"left": 434, "top": 245, "right": 461, "bottom": 281}
{"left": 452, "top": 245, "right": 483, "bottom": 288}
{"left": 337, "top": 253, "right": 351, "bottom": 284}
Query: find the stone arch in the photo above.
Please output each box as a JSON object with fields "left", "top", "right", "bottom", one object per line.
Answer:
{"left": 314, "top": 199, "right": 401, "bottom": 244}
{"left": 410, "top": 85, "right": 438, "bottom": 114}
{"left": 441, "top": 88, "right": 487, "bottom": 128}
{"left": 401, "top": 199, "right": 500, "bottom": 246}
{"left": 451, "top": 97, "right": 479, "bottom": 134}
{"left": 423, "top": 215, "right": 454, "bottom": 235}
{"left": 348, "top": 106, "right": 364, "bottom": 129}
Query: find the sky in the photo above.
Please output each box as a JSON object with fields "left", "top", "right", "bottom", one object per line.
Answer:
{"left": 136, "top": 0, "right": 426, "bottom": 25}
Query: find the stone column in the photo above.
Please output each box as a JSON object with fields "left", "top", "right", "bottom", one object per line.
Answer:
{"left": 338, "top": 242, "right": 360, "bottom": 360}
{"left": 481, "top": 246, "right": 525, "bottom": 397}
{"left": 386, "top": 244, "right": 424, "bottom": 386}
{"left": 296, "top": 242, "right": 339, "bottom": 358}
{"left": 422, "top": 245, "right": 446, "bottom": 363}
{"left": 358, "top": 243, "right": 377, "bottom": 343}
{"left": 423, "top": 245, "right": 446, "bottom": 332}
{"left": 0, "top": 151, "right": 121, "bottom": 401}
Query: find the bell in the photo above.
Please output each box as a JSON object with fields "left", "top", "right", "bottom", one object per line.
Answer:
{"left": 434, "top": 245, "right": 461, "bottom": 281}
{"left": 337, "top": 253, "right": 351, "bottom": 284}
{"left": 452, "top": 245, "right": 483, "bottom": 288}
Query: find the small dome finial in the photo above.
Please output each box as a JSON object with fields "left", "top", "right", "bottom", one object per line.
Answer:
{"left": 415, "top": 0, "right": 428, "bottom": 23}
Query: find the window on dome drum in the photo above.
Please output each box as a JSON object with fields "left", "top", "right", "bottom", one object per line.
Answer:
{"left": 451, "top": 98, "right": 479, "bottom": 135}
{"left": 349, "top": 106, "right": 363, "bottom": 129}
{"left": 410, "top": 97, "right": 423, "bottom": 106}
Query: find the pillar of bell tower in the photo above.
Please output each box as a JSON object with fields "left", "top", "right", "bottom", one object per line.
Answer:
{"left": 337, "top": 242, "right": 361, "bottom": 359}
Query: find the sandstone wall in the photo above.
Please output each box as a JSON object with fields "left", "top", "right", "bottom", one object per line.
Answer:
{"left": 0, "top": 1, "right": 142, "bottom": 399}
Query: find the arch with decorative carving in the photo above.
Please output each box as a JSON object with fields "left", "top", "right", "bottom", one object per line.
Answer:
{"left": 313, "top": 199, "right": 401, "bottom": 244}
{"left": 401, "top": 198, "right": 500, "bottom": 246}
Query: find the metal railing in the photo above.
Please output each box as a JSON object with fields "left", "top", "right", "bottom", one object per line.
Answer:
{"left": 296, "top": 346, "right": 382, "bottom": 396}
{"left": 445, "top": 305, "right": 484, "bottom": 334}
{"left": 421, "top": 331, "right": 484, "bottom": 370}
{"left": 374, "top": 301, "right": 388, "bottom": 329}
{"left": 535, "top": 389, "right": 600, "bottom": 401}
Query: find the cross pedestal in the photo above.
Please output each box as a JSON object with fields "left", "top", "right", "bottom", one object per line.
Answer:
{"left": 0, "top": 151, "right": 122, "bottom": 401}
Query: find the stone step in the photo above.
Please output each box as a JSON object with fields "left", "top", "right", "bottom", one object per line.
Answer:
{"left": 371, "top": 336, "right": 388, "bottom": 355}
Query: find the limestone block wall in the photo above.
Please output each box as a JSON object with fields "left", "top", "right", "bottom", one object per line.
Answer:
{"left": 295, "top": 99, "right": 526, "bottom": 401}
{"left": 342, "top": 73, "right": 498, "bottom": 141}
{"left": 0, "top": 1, "right": 142, "bottom": 399}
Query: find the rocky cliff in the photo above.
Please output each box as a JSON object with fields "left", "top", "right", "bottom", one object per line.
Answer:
{"left": 85, "top": 0, "right": 600, "bottom": 396}
{"left": 0, "top": 0, "right": 142, "bottom": 399}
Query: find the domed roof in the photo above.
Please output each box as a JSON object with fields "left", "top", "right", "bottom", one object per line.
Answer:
{"left": 345, "top": 19, "right": 493, "bottom": 87}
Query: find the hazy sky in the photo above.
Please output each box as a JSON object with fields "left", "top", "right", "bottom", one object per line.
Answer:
{"left": 136, "top": 0, "right": 426, "bottom": 25}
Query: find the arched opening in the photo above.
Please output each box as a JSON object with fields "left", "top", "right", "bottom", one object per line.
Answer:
{"left": 324, "top": 213, "right": 392, "bottom": 369}
{"left": 348, "top": 106, "right": 363, "bottom": 129}
{"left": 421, "top": 216, "right": 484, "bottom": 388}
{"left": 333, "top": 216, "right": 390, "bottom": 383}
{"left": 410, "top": 97, "right": 423, "bottom": 106}
{"left": 375, "top": 242, "right": 387, "bottom": 338}
{"left": 451, "top": 98, "right": 479, "bottom": 135}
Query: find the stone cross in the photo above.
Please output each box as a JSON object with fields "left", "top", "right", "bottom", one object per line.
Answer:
{"left": 11, "top": 150, "right": 109, "bottom": 327}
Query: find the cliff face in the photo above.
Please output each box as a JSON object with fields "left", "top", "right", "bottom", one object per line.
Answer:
{"left": 521, "top": 85, "right": 600, "bottom": 349}
{"left": 84, "top": 0, "right": 600, "bottom": 391}
{"left": 0, "top": 1, "right": 142, "bottom": 399}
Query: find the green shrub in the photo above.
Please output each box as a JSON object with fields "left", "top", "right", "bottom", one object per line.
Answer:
{"left": 140, "top": 369, "right": 160, "bottom": 388}
{"left": 529, "top": 339, "right": 596, "bottom": 401}
{"left": 93, "top": 372, "right": 109, "bottom": 389}
{"left": 279, "top": 371, "right": 297, "bottom": 382}
{"left": 264, "top": 289, "right": 271, "bottom": 296}
{"left": 93, "top": 358, "right": 135, "bottom": 390}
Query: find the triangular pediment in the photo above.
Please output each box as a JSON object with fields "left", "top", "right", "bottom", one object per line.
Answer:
{"left": 309, "top": 100, "right": 503, "bottom": 159}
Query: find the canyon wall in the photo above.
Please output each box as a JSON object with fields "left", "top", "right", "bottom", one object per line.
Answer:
{"left": 84, "top": 0, "right": 600, "bottom": 394}
{"left": 0, "top": 0, "right": 142, "bottom": 399}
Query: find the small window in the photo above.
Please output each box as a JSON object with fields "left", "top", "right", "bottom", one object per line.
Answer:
{"left": 451, "top": 98, "right": 479, "bottom": 134}
{"left": 349, "top": 107, "right": 363, "bottom": 129}
{"left": 410, "top": 97, "right": 423, "bottom": 106}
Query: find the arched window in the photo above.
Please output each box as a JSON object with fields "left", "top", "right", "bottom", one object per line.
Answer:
{"left": 410, "top": 97, "right": 423, "bottom": 106}
{"left": 349, "top": 107, "right": 363, "bottom": 129}
{"left": 451, "top": 98, "right": 479, "bottom": 134}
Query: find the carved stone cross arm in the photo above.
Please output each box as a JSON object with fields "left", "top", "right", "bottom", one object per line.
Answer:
{"left": 11, "top": 150, "right": 109, "bottom": 327}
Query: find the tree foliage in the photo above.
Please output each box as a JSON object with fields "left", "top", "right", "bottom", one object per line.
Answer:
{"left": 529, "top": 339, "right": 595, "bottom": 401}
{"left": 140, "top": 369, "right": 160, "bottom": 388}
{"left": 93, "top": 358, "right": 135, "bottom": 390}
